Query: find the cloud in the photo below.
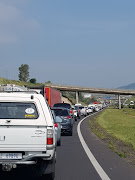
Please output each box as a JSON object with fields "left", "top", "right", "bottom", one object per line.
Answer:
{"left": 0, "top": 1, "right": 40, "bottom": 44}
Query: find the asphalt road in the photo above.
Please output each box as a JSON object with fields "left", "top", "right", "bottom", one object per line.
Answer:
{"left": 55, "top": 116, "right": 101, "bottom": 180}
{"left": 55, "top": 113, "right": 135, "bottom": 180}
{"left": 2, "top": 112, "right": 135, "bottom": 180}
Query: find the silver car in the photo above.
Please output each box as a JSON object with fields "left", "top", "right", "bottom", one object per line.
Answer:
{"left": 52, "top": 110, "right": 62, "bottom": 146}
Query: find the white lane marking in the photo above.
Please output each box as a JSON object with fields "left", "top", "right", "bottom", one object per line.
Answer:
{"left": 77, "top": 113, "right": 111, "bottom": 180}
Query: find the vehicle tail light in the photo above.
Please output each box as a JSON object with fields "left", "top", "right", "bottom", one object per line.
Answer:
{"left": 67, "top": 116, "right": 71, "bottom": 119}
{"left": 74, "top": 110, "right": 76, "bottom": 113}
{"left": 47, "top": 129, "right": 53, "bottom": 145}
{"left": 55, "top": 123, "right": 58, "bottom": 128}
{"left": 70, "top": 110, "right": 72, "bottom": 114}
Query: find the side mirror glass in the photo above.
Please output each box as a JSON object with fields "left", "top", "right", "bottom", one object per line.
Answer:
{"left": 55, "top": 116, "right": 62, "bottom": 123}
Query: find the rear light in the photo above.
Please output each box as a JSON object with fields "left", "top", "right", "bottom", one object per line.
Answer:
{"left": 70, "top": 110, "right": 72, "bottom": 114}
{"left": 47, "top": 129, "right": 53, "bottom": 145}
{"left": 55, "top": 123, "right": 58, "bottom": 128}
{"left": 74, "top": 110, "right": 76, "bottom": 113}
{"left": 47, "top": 138, "right": 53, "bottom": 145}
{"left": 67, "top": 116, "right": 71, "bottom": 119}
{"left": 63, "top": 116, "right": 71, "bottom": 119}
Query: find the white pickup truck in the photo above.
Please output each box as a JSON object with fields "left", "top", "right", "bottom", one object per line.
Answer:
{"left": 0, "top": 91, "right": 58, "bottom": 179}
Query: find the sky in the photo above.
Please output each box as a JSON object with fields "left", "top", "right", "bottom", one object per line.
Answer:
{"left": 0, "top": 0, "right": 135, "bottom": 89}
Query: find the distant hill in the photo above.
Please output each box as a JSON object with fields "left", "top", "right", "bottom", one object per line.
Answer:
{"left": 118, "top": 83, "right": 135, "bottom": 90}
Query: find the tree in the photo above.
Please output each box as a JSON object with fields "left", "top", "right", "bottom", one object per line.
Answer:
{"left": 29, "top": 78, "right": 36, "bottom": 84}
{"left": 45, "top": 81, "right": 52, "bottom": 84}
{"left": 18, "top": 64, "right": 29, "bottom": 82}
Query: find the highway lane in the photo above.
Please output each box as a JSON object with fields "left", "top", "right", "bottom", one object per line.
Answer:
{"left": 1, "top": 112, "right": 135, "bottom": 180}
{"left": 55, "top": 116, "right": 101, "bottom": 180}
{"left": 55, "top": 112, "right": 135, "bottom": 180}
{"left": 0, "top": 115, "right": 101, "bottom": 180}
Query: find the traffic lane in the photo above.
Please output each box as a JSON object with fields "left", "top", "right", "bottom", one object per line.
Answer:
{"left": 81, "top": 114, "right": 135, "bottom": 180}
{"left": 0, "top": 116, "right": 100, "bottom": 180}
{"left": 55, "top": 117, "right": 101, "bottom": 180}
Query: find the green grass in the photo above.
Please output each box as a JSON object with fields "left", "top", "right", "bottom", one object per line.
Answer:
{"left": 96, "top": 108, "right": 135, "bottom": 149}
{"left": 108, "top": 144, "right": 126, "bottom": 158}
{"left": 0, "top": 77, "right": 43, "bottom": 87}
{"left": 122, "top": 108, "right": 135, "bottom": 117}
{"left": 89, "top": 120, "right": 105, "bottom": 139}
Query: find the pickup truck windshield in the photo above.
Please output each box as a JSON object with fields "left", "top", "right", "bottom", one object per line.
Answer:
{"left": 0, "top": 102, "right": 38, "bottom": 119}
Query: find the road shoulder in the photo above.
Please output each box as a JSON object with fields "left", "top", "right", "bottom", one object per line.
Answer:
{"left": 80, "top": 114, "right": 135, "bottom": 180}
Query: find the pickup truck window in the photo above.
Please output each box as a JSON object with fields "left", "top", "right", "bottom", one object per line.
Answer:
{"left": 0, "top": 102, "right": 38, "bottom": 119}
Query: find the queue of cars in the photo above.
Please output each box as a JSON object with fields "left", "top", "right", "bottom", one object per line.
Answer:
{"left": 0, "top": 86, "right": 106, "bottom": 180}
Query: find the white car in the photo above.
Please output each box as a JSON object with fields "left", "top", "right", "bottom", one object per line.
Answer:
{"left": 72, "top": 105, "right": 78, "bottom": 121}
{"left": 79, "top": 106, "right": 87, "bottom": 116}
{"left": 88, "top": 104, "right": 99, "bottom": 112}
{"left": 84, "top": 106, "right": 89, "bottom": 115}
{"left": 0, "top": 91, "right": 56, "bottom": 179}
{"left": 94, "top": 105, "right": 99, "bottom": 112}
{"left": 87, "top": 106, "right": 93, "bottom": 114}
{"left": 98, "top": 104, "right": 103, "bottom": 110}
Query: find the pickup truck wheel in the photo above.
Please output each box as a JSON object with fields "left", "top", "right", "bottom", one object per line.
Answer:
{"left": 41, "top": 153, "right": 56, "bottom": 180}
{"left": 57, "top": 139, "right": 61, "bottom": 146}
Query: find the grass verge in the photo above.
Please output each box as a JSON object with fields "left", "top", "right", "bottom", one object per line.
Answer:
{"left": 89, "top": 109, "right": 135, "bottom": 167}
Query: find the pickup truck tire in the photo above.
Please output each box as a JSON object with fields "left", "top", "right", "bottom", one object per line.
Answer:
{"left": 57, "top": 139, "right": 61, "bottom": 146}
{"left": 41, "top": 153, "right": 56, "bottom": 180}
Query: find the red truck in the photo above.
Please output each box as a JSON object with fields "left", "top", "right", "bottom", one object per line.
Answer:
{"left": 45, "top": 87, "right": 62, "bottom": 108}
{"left": 26, "top": 85, "right": 62, "bottom": 108}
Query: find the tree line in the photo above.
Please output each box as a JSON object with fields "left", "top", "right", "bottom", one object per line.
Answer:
{"left": 18, "top": 64, "right": 51, "bottom": 84}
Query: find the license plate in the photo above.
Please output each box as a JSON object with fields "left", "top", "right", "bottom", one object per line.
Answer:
{"left": 0, "top": 153, "right": 22, "bottom": 160}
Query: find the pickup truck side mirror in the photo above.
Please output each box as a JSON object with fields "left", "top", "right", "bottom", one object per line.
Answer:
{"left": 55, "top": 116, "right": 62, "bottom": 123}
